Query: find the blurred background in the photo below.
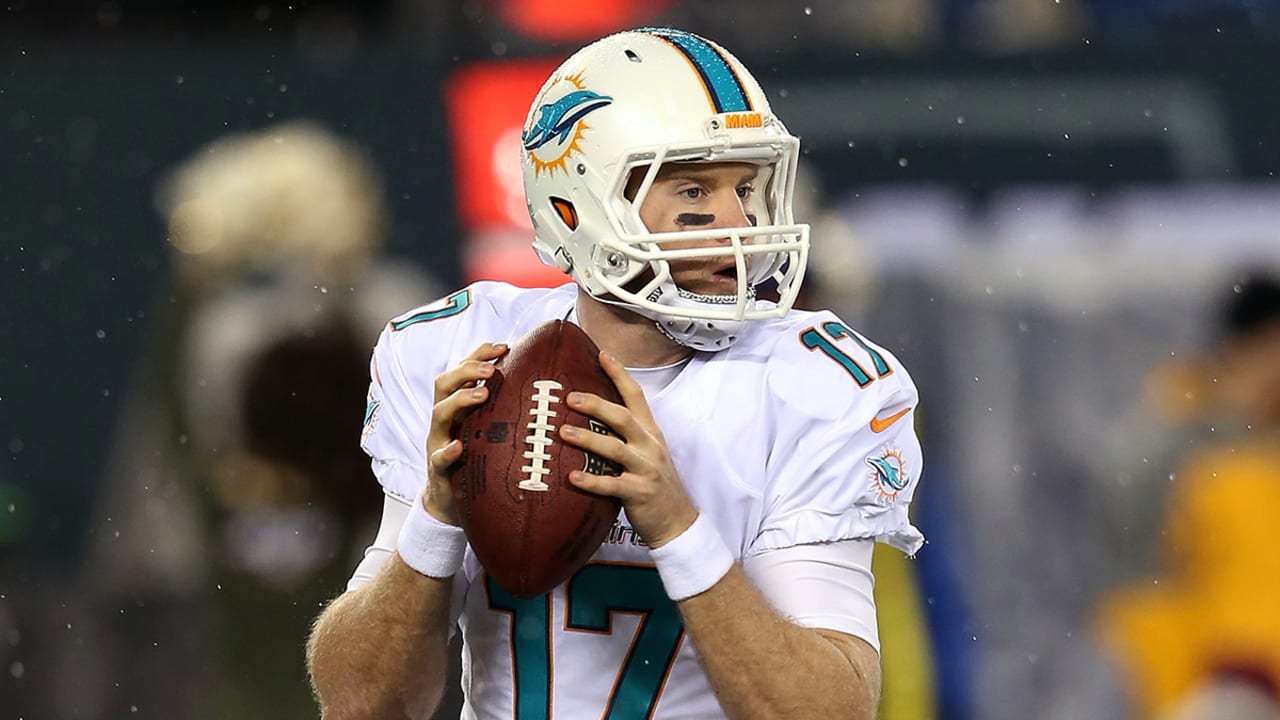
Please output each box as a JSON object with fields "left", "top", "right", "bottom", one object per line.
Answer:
{"left": 4, "top": 1, "right": 1280, "bottom": 718}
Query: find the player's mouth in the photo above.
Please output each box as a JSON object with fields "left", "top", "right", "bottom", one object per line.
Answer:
{"left": 711, "top": 264, "right": 737, "bottom": 283}
{"left": 671, "top": 257, "right": 751, "bottom": 295}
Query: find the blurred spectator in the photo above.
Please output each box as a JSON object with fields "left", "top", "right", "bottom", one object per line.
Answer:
{"left": 1096, "top": 271, "right": 1280, "bottom": 720}
{"left": 67, "top": 121, "right": 441, "bottom": 719}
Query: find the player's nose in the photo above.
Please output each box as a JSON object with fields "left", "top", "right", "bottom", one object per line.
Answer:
{"left": 709, "top": 190, "right": 751, "bottom": 238}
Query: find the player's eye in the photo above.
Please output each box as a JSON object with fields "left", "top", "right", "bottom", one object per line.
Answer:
{"left": 680, "top": 186, "right": 704, "bottom": 201}
{"left": 736, "top": 184, "right": 755, "bottom": 199}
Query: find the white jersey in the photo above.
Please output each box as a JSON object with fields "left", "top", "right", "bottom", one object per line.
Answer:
{"left": 361, "top": 281, "right": 924, "bottom": 720}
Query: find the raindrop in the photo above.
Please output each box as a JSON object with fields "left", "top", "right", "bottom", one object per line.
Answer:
{"left": 897, "top": 157, "right": 909, "bottom": 167}
{"left": 956, "top": 116, "right": 966, "bottom": 125}
{"left": 96, "top": 329, "right": 106, "bottom": 339}
{"left": 9, "top": 661, "right": 23, "bottom": 679}
{"left": 804, "top": 7, "right": 812, "bottom": 15}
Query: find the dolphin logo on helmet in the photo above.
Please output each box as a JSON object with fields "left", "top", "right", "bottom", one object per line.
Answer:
{"left": 522, "top": 90, "right": 613, "bottom": 152}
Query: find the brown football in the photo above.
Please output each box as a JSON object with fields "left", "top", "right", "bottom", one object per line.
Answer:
{"left": 451, "top": 320, "right": 623, "bottom": 598}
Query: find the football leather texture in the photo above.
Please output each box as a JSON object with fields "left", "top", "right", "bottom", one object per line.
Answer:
{"left": 452, "top": 320, "right": 623, "bottom": 598}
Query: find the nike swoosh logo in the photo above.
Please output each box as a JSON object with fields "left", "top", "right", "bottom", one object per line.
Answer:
{"left": 870, "top": 407, "right": 912, "bottom": 433}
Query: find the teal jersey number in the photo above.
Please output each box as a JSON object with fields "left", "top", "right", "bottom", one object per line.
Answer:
{"left": 485, "top": 564, "right": 685, "bottom": 720}
{"left": 486, "top": 582, "right": 553, "bottom": 719}
{"left": 391, "top": 288, "right": 471, "bottom": 331}
{"left": 800, "top": 321, "right": 893, "bottom": 386}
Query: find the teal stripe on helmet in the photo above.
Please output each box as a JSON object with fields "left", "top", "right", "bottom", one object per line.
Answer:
{"left": 639, "top": 27, "right": 752, "bottom": 113}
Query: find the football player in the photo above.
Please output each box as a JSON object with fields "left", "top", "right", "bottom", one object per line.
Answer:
{"left": 308, "top": 27, "right": 924, "bottom": 720}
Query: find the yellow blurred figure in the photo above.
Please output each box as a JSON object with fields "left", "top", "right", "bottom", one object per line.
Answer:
{"left": 1097, "top": 273, "right": 1280, "bottom": 720}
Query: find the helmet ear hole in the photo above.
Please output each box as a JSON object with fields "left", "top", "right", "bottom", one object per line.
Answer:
{"left": 550, "top": 197, "right": 579, "bottom": 230}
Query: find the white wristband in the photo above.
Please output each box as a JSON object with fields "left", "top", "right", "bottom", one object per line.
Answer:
{"left": 397, "top": 497, "right": 467, "bottom": 579}
{"left": 649, "top": 513, "right": 734, "bottom": 601}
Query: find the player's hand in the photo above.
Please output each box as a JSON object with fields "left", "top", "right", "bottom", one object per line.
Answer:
{"left": 559, "top": 351, "right": 698, "bottom": 549}
{"left": 424, "top": 342, "right": 508, "bottom": 526}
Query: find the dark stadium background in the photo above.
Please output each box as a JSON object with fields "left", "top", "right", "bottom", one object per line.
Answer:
{"left": 3, "top": 2, "right": 1279, "bottom": 718}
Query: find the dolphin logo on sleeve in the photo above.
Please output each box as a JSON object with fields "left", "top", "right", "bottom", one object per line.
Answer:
{"left": 866, "top": 446, "right": 909, "bottom": 503}
{"left": 867, "top": 456, "right": 907, "bottom": 491}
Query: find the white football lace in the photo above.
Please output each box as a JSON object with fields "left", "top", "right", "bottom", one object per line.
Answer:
{"left": 519, "top": 379, "right": 563, "bottom": 491}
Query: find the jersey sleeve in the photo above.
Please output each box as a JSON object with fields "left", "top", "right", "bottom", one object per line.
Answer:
{"left": 359, "top": 287, "right": 491, "bottom": 503}
{"left": 358, "top": 283, "right": 572, "bottom": 503}
{"left": 750, "top": 317, "right": 925, "bottom": 557}
{"left": 359, "top": 321, "right": 436, "bottom": 504}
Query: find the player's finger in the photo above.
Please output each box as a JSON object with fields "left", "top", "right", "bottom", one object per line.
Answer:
{"left": 428, "top": 438, "right": 463, "bottom": 476}
{"left": 567, "top": 469, "right": 627, "bottom": 498}
{"left": 432, "top": 343, "right": 506, "bottom": 402}
{"left": 427, "top": 384, "right": 489, "bottom": 448}
{"left": 468, "top": 341, "right": 509, "bottom": 361}
{"left": 598, "top": 351, "right": 659, "bottom": 428}
{"left": 566, "top": 391, "right": 643, "bottom": 441}
{"left": 433, "top": 360, "right": 495, "bottom": 402}
{"left": 558, "top": 423, "right": 635, "bottom": 467}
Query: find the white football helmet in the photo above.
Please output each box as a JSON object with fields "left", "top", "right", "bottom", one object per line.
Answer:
{"left": 521, "top": 27, "right": 810, "bottom": 351}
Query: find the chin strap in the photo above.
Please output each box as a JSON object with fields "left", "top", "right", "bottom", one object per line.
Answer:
{"left": 645, "top": 285, "right": 757, "bottom": 352}
{"left": 652, "top": 319, "right": 741, "bottom": 352}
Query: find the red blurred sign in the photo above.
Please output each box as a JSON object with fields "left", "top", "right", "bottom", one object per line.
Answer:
{"left": 446, "top": 60, "right": 573, "bottom": 287}
{"left": 497, "top": 0, "right": 673, "bottom": 43}
{"left": 445, "top": 60, "right": 559, "bottom": 232}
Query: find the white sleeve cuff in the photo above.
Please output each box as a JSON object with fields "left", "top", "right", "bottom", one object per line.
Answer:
{"left": 742, "top": 538, "right": 880, "bottom": 654}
